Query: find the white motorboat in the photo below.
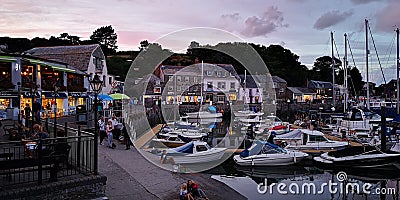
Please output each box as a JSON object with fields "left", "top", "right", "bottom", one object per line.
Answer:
{"left": 161, "top": 129, "right": 206, "bottom": 140}
{"left": 163, "top": 141, "right": 227, "bottom": 164}
{"left": 234, "top": 110, "right": 264, "bottom": 118}
{"left": 233, "top": 141, "right": 308, "bottom": 166}
{"left": 314, "top": 145, "right": 400, "bottom": 168}
{"left": 274, "top": 129, "right": 349, "bottom": 153}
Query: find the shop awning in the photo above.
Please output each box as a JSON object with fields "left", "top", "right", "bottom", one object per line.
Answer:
{"left": 0, "top": 91, "right": 19, "bottom": 98}
{"left": 42, "top": 91, "right": 68, "bottom": 99}
{"left": 23, "top": 91, "right": 41, "bottom": 98}
{"left": 69, "top": 92, "right": 88, "bottom": 98}
{"left": 89, "top": 94, "right": 114, "bottom": 101}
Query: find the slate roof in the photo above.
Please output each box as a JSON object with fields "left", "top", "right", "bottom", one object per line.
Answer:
{"left": 272, "top": 76, "right": 287, "bottom": 84}
{"left": 287, "top": 87, "right": 315, "bottom": 94}
{"left": 308, "top": 80, "right": 333, "bottom": 89}
{"left": 24, "top": 44, "right": 100, "bottom": 71}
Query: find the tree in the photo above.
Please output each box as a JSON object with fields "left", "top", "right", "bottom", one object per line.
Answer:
{"left": 90, "top": 25, "right": 118, "bottom": 55}
{"left": 139, "top": 40, "right": 149, "bottom": 51}
{"left": 311, "top": 56, "right": 341, "bottom": 83}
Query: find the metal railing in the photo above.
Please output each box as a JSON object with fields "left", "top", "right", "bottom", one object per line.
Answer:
{"left": 0, "top": 122, "right": 95, "bottom": 188}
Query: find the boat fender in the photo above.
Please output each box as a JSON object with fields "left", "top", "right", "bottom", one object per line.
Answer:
{"left": 251, "top": 158, "right": 254, "bottom": 166}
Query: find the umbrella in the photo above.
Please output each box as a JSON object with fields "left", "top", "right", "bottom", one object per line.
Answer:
{"left": 109, "top": 93, "right": 130, "bottom": 100}
{"left": 98, "top": 94, "right": 114, "bottom": 101}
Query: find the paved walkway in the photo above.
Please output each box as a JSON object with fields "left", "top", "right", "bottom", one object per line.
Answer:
{"left": 99, "top": 141, "right": 245, "bottom": 199}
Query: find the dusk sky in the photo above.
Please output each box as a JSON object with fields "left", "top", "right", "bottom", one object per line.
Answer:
{"left": 3, "top": 0, "right": 400, "bottom": 84}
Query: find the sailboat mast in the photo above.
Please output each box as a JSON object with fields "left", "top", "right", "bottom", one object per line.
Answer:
{"left": 396, "top": 28, "right": 399, "bottom": 114}
{"left": 365, "top": 19, "right": 370, "bottom": 110}
{"left": 244, "top": 70, "right": 247, "bottom": 109}
{"left": 344, "top": 33, "right": 348, "bottom": 112}
{"left": 331, "top": 31, "right": 336, "bottom": 106}
{"left": 201, "top": 61, "right": 203, "bottom": 105}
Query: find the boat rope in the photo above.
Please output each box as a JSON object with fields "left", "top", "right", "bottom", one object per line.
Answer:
{"left": 346, "top": 38, "right": 358, "bottom": 98}
{"left": 368, "top": 24, "right": 388, "bottom": 87}
{"left": 382, "top": 32, "right": 396, "bottom": 101}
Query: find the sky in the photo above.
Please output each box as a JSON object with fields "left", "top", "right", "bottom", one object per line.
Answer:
{"left": 2, "top": 0, "right": 400, "bottom": 85}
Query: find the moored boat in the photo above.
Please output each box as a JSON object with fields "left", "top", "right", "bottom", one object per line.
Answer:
{"left": 274, "top": 129, "right": 349, "bottom": 154}
{"left": 233, "top": 140, "right": 309, "bottom": 166}
{"left": 163, "top": 141, "right": 227, "bottom": 164}
{"left": 314, "top": 145, "right": 400, "bottom": 168}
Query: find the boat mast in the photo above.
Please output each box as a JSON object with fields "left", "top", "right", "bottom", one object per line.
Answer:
{"left": 244, "top": 69, "right": 247, "bottom": 110}
{"left": 396, "top": 27, "right": 399, "bottom": 114}
{"left": 365, "top": 19, "right": 370, "bottom": 110}
{"left": 331, "top": 31, "right": 336, "bottom": 107}
{"left": 344, "top": 33, "right": 348, "bottom": 112}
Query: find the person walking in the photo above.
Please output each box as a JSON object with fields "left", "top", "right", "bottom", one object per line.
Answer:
{"left": 98, "top": 116, "right": 106, "bottom": 145}
{"left": 121, "top": 122, "right": 131, "bottom": 150}
{"left": 106, "top": 121, "right": 114, "bottom": 149}
{"left": 108, "top": 115, "right": 120, "bottom": 140}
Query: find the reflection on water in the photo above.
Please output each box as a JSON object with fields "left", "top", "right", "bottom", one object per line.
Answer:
{"left": 206, "top": 160, "right": 400, "bottom": 200}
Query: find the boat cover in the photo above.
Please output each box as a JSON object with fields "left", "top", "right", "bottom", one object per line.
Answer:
{"left": 239, "top": 141, "right": 280, "bottom": 157}
{"left": 178, "top": 134, "right": 192, "bottom": 143}
{"left": 275, "top": 129, "right": 303, "bottom": 140}
{"left": 167, "top": 141, "right": 194, "bottom": 154}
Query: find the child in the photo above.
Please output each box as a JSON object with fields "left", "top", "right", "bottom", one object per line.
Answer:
{"left": 179, "top": 183, "right": 194, "bottom": 200}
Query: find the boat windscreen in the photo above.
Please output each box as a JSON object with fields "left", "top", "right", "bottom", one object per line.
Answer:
{"left": 240, "top": 140, "right": 264, "bottom": 157}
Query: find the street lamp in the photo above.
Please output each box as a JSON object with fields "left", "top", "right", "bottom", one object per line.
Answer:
{"left": 53, "top": 82, "right": 60, "bottom": 138}
{"left": 90, "top": 74, "right": 102, "bottom": 175}
{"left": 287, "top": 99, "right": 290, "bottom": 122}
{"left": 30, "top": 82, "right": 38, "bottom": 133}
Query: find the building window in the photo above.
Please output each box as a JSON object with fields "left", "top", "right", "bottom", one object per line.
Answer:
{"left": 156, "top": 80, "right": 160, "bottom": 85}
{"left": 168, "top": 75, "right": 173, "bottom": 81}
{"left": 154, "top": 87, "right": 161, "bottom": 93}
{"left": 193, "top": 77, "right": 198, "bottom": 83}
{"left": 109, "top": 77, "right": 112, "bottom": 84}
{"left": 177, "top": 86, "right": 181, "bottom": 91}
{"left": 185, "top": 76, "right": 189, "bottom": 82}
{"left": 206, "top": 70, "right": 212, "bottom": 76}
{"left": 230, "top": 82, "right": 235, "bottom": 89}
{"left": 177, "top": 76, "right": 181, "bottom": 82}
{"left": 217, "top": 71, "right": 222, "bottom": 77}
{"left": 229, "top": 94, "right": 236, "bottom": 101}
{"left": 217, "top": 95, "right": 225, "bottom": 102}
{"left": 207, "top": 82, "right": 213, "bottom": 89}
{"left": 168, "top": 86, "right": 173, "bottom": 91}
{"left": 217, "top": 82, "right": 225, "bottom": 89}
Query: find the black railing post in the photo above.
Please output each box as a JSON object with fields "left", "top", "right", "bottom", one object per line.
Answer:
{"left": 64, "top": 122, "right": 68, "bottom": 137}
{"left": 381, "top": 106, "right": 387, "bottom": 151}
{"left": 45, "top": 118, "right": 49, "bottom": 136}
{"left": 37, "top": 139, "right": 43, "bottom": 185}
{"left": 77, "top": 125, "right": 81, "bottom": 169}
{"left": 94, "top": 93, "right": 98, "bottom": 175}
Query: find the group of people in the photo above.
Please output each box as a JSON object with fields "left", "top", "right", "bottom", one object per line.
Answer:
{"left": 179, "top": 180, "right": 208, "bottom": 200}
{"left": 98, "top": 115, "right": 132, "bottom": 150}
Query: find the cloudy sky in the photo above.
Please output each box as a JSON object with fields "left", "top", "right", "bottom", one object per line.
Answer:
{"left": 2, "top": 0, "right": 400, "bottom": 84}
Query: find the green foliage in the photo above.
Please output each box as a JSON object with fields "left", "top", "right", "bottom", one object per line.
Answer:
{"left": 90, "top": 25, "right": 118, "bottom": 56}
{"left": 311, "top": 56, "right": 341, "bottom": 83}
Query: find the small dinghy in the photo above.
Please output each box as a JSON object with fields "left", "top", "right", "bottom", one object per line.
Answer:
{"left": 233, "top": 141, "right": 309, "bottom": 166}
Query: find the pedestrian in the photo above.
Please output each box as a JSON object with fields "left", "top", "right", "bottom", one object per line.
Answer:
{"left": 187, "top": 180, "right": 208, "bottom": 200}
{"left": 108, "top": 115, "right": 120, "bottom": 140}
{"left": 179, "top": 183, "right": 194, "bottom": 200}
{"left": 32, "top": 100, "right": 41, "bottom": 123}
{"left": 106, "top": 121, "right": 115, "bottom": 149}
{"left": 121, "top": 122, "right": 131, "bottom": 150}
{"left": 98, "top": 116, "right": 106, "bottom": 145}
{"left": 24, "top": 104, "right": 31, "bottom": 126}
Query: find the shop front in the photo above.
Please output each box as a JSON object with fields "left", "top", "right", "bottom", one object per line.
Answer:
{"left": 41, "top": 91, "right": 68, "bottom": 118}
{"left": 68, "top": 92, "right": 88, "bottom": 115}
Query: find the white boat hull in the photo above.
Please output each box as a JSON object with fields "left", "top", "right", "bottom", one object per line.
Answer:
{"left": 233, "top": 151, "right": 308, "bottom": 166}
{"left": 186, "top": 112, "right": 223, "bottom": 119}
{"left": 171, "top": 148, "right": 227, "bottom": 164}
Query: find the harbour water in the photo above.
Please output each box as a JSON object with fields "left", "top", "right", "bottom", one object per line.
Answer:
{"left": 190, "top": 117, "right": 400, "bottom": 200}
{"left": 206, "top": 159, "right": 400, "bottom": 200}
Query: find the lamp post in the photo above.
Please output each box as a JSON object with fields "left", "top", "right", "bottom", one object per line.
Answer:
{"left": 30, "top": 82, "right": 38, "bottom": 132}
{"left": 53, "top": 82, "right": 60, "bottom": 138}
{"left": 287, "top": 99, "right": 290, "bottom": 122}
{"left": 90, "top": 74, "right": 103, "bottom": 175}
